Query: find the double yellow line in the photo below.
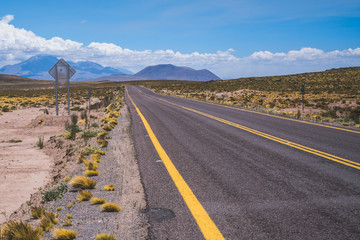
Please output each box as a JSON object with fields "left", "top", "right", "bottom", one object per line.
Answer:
{"left": 127, "top": 89, "right": 225, "bottom": 240}
{"left": 156, "top": 97, "right": 360, "bottom": 171}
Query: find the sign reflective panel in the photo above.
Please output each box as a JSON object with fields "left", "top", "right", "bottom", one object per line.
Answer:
{"left": 48, "top": 58, "right": 76, "bottom": 85}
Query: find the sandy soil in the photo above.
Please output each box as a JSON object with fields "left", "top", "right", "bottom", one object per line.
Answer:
{"left": 0, "top": 107, "right": 68, "bottom": 224}
{"left": 0, "top": 98, "right": 102, "bottom": 224}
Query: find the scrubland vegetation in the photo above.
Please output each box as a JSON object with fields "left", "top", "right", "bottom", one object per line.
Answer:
{"left": 142, "top": 67, "right": 360, "bottom": 126}
{"left": 0, "top": 79, "right": 124, "bottom": 239}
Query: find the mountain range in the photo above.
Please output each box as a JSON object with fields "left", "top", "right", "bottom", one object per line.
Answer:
{"left": 0, "top": 55, "right": 221, "bottom": 81}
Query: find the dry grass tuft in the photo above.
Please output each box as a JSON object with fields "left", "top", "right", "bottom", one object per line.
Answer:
{"left": 77, "top": 190, "right": 93, "bottom": 202}
{"left": 53, "top": 228, "right": 77, "bottom": 240}
{"left": 96, "top": 150, "right": 106, "bottom": 155}
{"left": 104, "top": 184, "right": 116, "bottom": 191}
{"left": 70, "top": 176, "right": 97, "bottom": 189}
{"left": 101, "top": 124, "right": 113, "bottom": 131}
{"left": 66, "top": 214, "right": 73, "bottom": 219}
{"left": 62, "top": 219, "right": 72, "bottom": 227}
{"left": 31, "top": 206, "right": 45, "bottom": 219}
{"left": 91, "top": 197, "right": 106, "bottom": 205}
{"left": 39, "top": 211, "right": 58, "bottom": 233}
{"left": 1, "top": 221, "right": 43, "bottom": 240}
{"left": 96, "top": 233, "right": 116, "bottom": 240}
{"left": 77, "top": 155, "right": 87, "bottom": 163}
{"left": 83, "top": 160, "right": 99, "bottom": 171}
{"left": 56, "top": 207, "right": 62, "bottom": 211}
{"left": 66, "top": 203, "right": 73, "bottom": 209}
{"left": 90, "top": 153, "right": 101, "bottom": 163}
{"left": 85, "top": 170, "right": 99, "bottom": 176}
{"left": 101, "top": 203, "right": 121, "bottom": 212}
{"left": 45, "top": 210, "right": 58, "bottom": 224}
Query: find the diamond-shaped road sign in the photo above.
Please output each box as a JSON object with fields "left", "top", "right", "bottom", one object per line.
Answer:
{"left": 49, "top": 58, "right": 76, "bottom": 85}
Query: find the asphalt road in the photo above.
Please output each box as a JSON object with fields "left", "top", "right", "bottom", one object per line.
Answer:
{"left": 125, "top": 85, "right": 360, "bottom": 240}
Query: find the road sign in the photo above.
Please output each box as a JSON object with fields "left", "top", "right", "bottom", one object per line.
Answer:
{"left": 48, "top": 58, "right": 76, "bottom": 115}
{"left": 49, "top": 58, "right": 76, "bottom": 86}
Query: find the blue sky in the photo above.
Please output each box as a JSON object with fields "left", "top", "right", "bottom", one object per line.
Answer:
{"left": 0, "top": 0, "right": 360, "bottom": 78}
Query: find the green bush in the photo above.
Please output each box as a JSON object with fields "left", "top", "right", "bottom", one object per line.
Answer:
{"left": 42, "top": 183, "right": 68, "bottom": 203}
{"left": 81, "top": 130, "right": 98, "bottom": 140}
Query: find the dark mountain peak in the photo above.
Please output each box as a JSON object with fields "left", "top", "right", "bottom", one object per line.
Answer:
{"left": 135, "top": 64, "right": 221, "bottom": 81}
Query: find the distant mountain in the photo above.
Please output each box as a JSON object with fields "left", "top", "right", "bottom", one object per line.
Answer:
{"left": 0, "top": 55, "right": 132, "bottom": 81}
{"left": 134, "top": 64, "right": 221, "bottom": 81}
{"left": 88, "top": 74, "right": 148, "bottom": 82}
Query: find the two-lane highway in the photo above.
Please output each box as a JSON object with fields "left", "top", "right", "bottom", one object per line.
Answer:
{"left": 126, "top": 85, "right": 360, "bottom": 240}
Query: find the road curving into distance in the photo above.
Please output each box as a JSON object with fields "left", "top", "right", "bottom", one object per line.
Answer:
{"left": 125, "top": 85, "right": 360, "bottom": 240}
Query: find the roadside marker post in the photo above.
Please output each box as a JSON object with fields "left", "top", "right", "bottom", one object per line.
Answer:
{"left": 88, "top": 88, "right": 91, "bottom": 113}
{"left": 48, "top": 59, "right": 76, "bottom": 115}
{"left": 301, "top": 84, "right": 305, "bottom": 114}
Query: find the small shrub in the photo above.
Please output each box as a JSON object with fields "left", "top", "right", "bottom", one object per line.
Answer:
{"left": 81, "top": 145, "right": 100, "bottom": 156}
{"left": 356, "top": 124, "right": 360, "bottom": 128}
{"left": 100, "top": 140, "right": 108, "bottom": 148}
{"left": 65, "top": 124, "right": 82, "bottom": 133}
{"left": 38, "top": 117, "right": 44, "bottom": 125}
{"left": 1, "top": 221, "right": 43, "bottom": 240}
{"left": 91, "top": 198, "right": 106, "bottom": 205}
{"left": 42, "top": 183, "right": 68, "bottom": 202}
{"left": 96, "top": 150, "right": 106, "bottom": 155}
{"left": 71, "top": 114, "right": 78, "bottom": 125}
{"left": 104, "top": 184, "right": 115, "bottom": 191}
{"left": 64, "top": 176, "right": 71, "bottom": 182}
{"left": 82, "top": 130, "right": 98, "bottom": 140}
{"left": 77, "top": 190, "right": 93, "bottom": 202}
{"left": 91, "top": 123, "right": 99, "bottom": 128}
{"left": 90, "top": 153, "right": 101, "bottom": 162}
{"left": 36, "top": 136, "right": 44, "bottom": 149}
{"left": 62, "top": 131, "right": 72, "bottom": 139}
{"left": 101, "top": 203, "right": 121, "bottom": 212}
{"left": 85, "top": 170, "right": 99, "bottom": 176}
{"left": 56, "top": 207, "right": 62, "bottom": 211}
{"left": 62, "top": 219, "right": 72, "bottom": 226}
{"left": 2, "top": 105, "right": 10, "bottom": 112}
{"left": 342, "top": 122, "right": 350, "bottom": 126}
{"left": 40, "top": 216, "right": 54, "bottom": 232}
{"left": 70, "top": 107, "right": 84, "bottom": 112}
{"left": 67, "top": 203, "right": 73, "bottom": 209}
{"left": 70, "top": 176, "right": 97, "bottom": 189}
{"left": 44, "top": 210, "right": 58, "bottom": 224}
{"left": 102, "top": 125, "right": 112, "bottom": 131}
{"left": 98, "top": 131, "right": 111, "bottom": 140}
{"left": 66, "top": 214, "right": 73, "bottom": 219}
{"left": 96, "top": 233, "right": 116, "bottom": 240}
{"left": 31, "top": 206, "right": 46, "bottom": 219}
{"left": 53, "top": 228, "right": 77, "bottom": 240}
{"left": 84, "top": 160, "right": 99, "bottom": 171}
{"left": 77, "top": 155, "right": 86, "bottom": 163}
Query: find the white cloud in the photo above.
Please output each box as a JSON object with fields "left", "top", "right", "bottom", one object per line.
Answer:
{"left": 0, "top": 15, "right": 14, "bottom": 24}
{"left": 0, "top": 15, "right": 360, "bottom": 79}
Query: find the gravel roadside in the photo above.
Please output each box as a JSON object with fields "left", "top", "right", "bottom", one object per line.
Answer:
{"left": 42, "top": 105, "right": 149, "bottom": 239}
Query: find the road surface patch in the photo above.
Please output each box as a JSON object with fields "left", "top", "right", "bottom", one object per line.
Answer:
{"left": 127, "top": 89, "right": 225, "bottom": 240}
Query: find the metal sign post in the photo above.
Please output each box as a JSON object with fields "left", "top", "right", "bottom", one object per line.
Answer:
{"left": 48, "top": 59, "right": 76, "bottom": 115}
{"left": 88, "top": 88, "right": 91, "bottom": 113}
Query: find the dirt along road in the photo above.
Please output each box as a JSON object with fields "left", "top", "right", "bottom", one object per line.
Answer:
{"left": 0, "top": 106, "right": 69, "bottom": 224}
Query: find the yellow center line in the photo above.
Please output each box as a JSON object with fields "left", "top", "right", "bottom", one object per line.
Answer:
{"left": 151, "top": 88, "right": 360, "bottom": 134}
{"left": 154, "top": 97, "right": 360, "bottom": 171}
{"left": 126, "top": 88, "right": 225, "bottom": 240}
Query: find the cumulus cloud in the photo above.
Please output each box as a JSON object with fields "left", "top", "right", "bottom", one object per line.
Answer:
{"left": 0, "top": 14, "right": 360, "bottom": 78}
